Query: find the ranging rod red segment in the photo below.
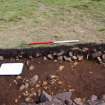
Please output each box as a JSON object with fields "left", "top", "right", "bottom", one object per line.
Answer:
{"left": 29, "top": 41, "right": 54, "bottom": 45}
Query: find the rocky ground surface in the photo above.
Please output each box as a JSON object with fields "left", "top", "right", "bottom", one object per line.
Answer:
{"left": 0, "top": 44, "right": 105, "bottom": 105}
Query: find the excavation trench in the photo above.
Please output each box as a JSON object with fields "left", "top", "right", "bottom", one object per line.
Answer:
{"left": 0, "top": 44, "right": 105, "bottom": 105}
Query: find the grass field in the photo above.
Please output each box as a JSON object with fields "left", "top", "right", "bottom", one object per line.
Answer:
{"left": 0, "top": 0, "right": 105, "bottom": 48}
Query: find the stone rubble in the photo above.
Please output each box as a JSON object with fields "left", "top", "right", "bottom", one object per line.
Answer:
{"left": 20, "top": 92, "right": 105, "bottom": 105}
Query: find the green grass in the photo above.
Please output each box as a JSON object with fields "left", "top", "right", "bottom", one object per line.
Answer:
{"left": 0, "top": 0, "right": 37, "bottom": 22}
{"left": 0, "top": 0, "right": 105, "bottom": 23}
{"left": 0, "top": 0, "right": 105, "bottom": 48}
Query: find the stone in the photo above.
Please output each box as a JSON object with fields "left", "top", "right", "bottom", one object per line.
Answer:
{"left": 72, "top": 56, "right": 77, "bottom": 60}
{"left": 47, "top": 75, "right": 58, "bottom": 84}
{"left": 57, "top": 56, "right": 63, "bottom": 61}
{"left": 23, "top": 91, "right": 29, "bottom": 97}
{"left": 24, "top": 83, "right": 29, "bottom": 89}
{"left": 63, "top": 56, "right": 72, "bottom": 62}
{"left": 35, "top": 84, "right": 40, "bottom": 88}
{"left": 68, "top": 51, "right": 73, "bottom": 57}
{"left": 19, "top": 84, "right": 25, "bottom": 91}
{"left": 16, "top": 76, "right": 22, "bottom": 80}
{"left": 29, "top": 56, "right": 33, "bottom": 59}
{"left": 92, "top": 51, "right": 102, "bottom": 58}
{"left": 47, "top": 75, "right": 58, "bottom": 80}
{"left": 13, "top": 80, "right": 18, "bottom": 85}
{"left": 102, "top": 94, "right": 105, "bottom": 101}
{"left": 74, "top": 98, "right": 83, "bottom": 105}
{"left": 42, "top": 81, "right": 48, "bottom": 86}
{"left": 26, "top": 60, "right": 30, "bottom": 66}
{"left": 36, "top": 53, "right": 41, "bottom": 57}
{"left": 29, "top": 65, "right": 35, "bottom": 71}
{"left": 58, "top": 65, "right": 64, "bottom": 71}
{"left": 43, "top": 56, "right": 47, "bottom": 61}
{"left": 39, "top": 91, "right": 52, "bottom": 102}
{"left": 0, "top": 56, "right": 4, "bottom": 60}
{"left": 30, "top": 75, "right": 39, "bottom": 86}
{"left": 73, "top": 62, "right": 78, "bottom": 66}
{"left": 77, "top": 55, "right": 84, "bottom": 61}
{"left": 82, "top": 47, "right": 89, "bottom": 52}
{"left": 54, "top": 59, "right": 57, "bottom": 62}
{"left": 57, "top": 50, "right": 65, "bottom": 56}
{"left": 91, "top": 95, "right": 98, "bottom": 102}
{"left": 97, "top": 57, "right": 103, "bottom": 64}
{"left": 14, "top": 99, "right": 18, "bottom": 103}
{"left": 25, "top": 97, "right": 33, "bottom": 103}
{"left": 57, "top": 81, "right": 63, "bottom": 85}
{"left": 102, "top": 54, "right": 105, "bottom": 62}
{"left": 47, "top": 54, "right": 53, "bottom": 60}
{"left": 54, "top": 92, "right": 72, "bottom": 101}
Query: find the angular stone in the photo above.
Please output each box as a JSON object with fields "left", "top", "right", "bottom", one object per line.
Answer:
{"left": 47, "top": 54, "right": 53, "bottom": 60}
{"left": 30, "top": 75, "right": 39, "bottom": 86}
{"left": 39, "top": 91, "right": 52, "bottom": 102}
{"left": 63, "top": 56, "right": 72, "bottom": 62}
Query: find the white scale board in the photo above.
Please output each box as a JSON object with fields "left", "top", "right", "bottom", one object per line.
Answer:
{"left": 0, "top": 63, "right": 24, "bottom": 75}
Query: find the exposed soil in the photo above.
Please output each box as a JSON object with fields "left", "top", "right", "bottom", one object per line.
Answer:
{"left": 0, "top": 44, "right": 105, "bottom": 105}
{"left": 0, "top": 58, "right": 105, "bottom": 105}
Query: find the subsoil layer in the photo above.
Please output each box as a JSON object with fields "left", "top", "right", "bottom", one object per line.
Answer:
{"left": 0, "top": 58, "right": 105, "bottom": 105}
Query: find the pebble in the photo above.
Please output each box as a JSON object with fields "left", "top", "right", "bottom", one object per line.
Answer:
{"left": 43, "top": 56, "right": 47, "bottom": 61}
{"left": 16, "top": 76, "right": 22, "bottom": 80}
{"left": 82, "top": 47, "right": 89, "bottom": 52}
{"left": 47, "top": 75, "right": 58, "bottom": 80}
{"left": 91, "top": 95, "right": 98, "bottom": 101}
{"left": 42, "top": 81, "right": 48, "bottom": 86}
{"left": 13, "top": 80, "right": 18, "bottom": 85}
{"left": 68, "top": 51, "right": 73, "bottom": 57}
{"left": 36, "top": 53, "right": 41, "bottom": 57}
{"left": 97, "top": 57, "right": 103, "bottom": 64}
{"left": 26, "top": 60, "right": 30, "bottom": 66}
{"left": 0, "top": 56, "right": 4, "bottom": 60}
{"left": 47, "top": 54, "right": 53, "bottom": 60}
{"left": 57, "top": 56, "right": 63, "bottom": 61}
{"left": 25, "top": 97, "right": 33, "bottom": 103}
{"left": 35, "top": 84, "right": 40, "bottom": 88}
{"left": 77, "top": 55, "right": 84, "bottom": 61}
{"left": 72, "top": 56, "right": 77, "bottom": 60}
{"left": 24, "top": 83, "right": 29, "bottom": 89}
{"left": 29, "top": 56, "right": 33, "bottom": 59}
{"left": 102, "top": 54, "right": 105, "bottom": 62}
{"left": 40, "top": 91, "right": 52, "bottom": 102}
{"left": 47, "top": 75, "right": 58, "bottom": 84}
{"left": 29, "top": 65, "right": 35, "bottom": 71}
{"left": 74, "top": 98, "right": 83, "bottom": 105}
{"left": 54, "top": 59, "right": 57, "bottom": 62}
{"left": 14, "top": 99, "right": 18, "bottom": 103}
{"left": 19, "top": 84, "right": 25, "bottom": 91}
{"left": 58, "top": 65, "right": 64, "bottom": 71}
{"left": 30, "top": 74, "right": 39, "bottom": 86}
{"left": 63, "top": 56, "right": 72, "bottom": 62}
{"left": 102, "top": 95, "right": 105, "bottom": 102}
{"left": 58, "top": 81, "right": 63, "bottom": 85}
{"left": 57, "top": 50, "right": 65, "bottom": 56}
{"left": 73, "top": 62, "right": 78, "bottom": 66}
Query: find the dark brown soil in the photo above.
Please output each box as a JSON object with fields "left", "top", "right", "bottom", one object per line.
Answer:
{"left": 0, "top": 57, "right": 105, "bottom": 105}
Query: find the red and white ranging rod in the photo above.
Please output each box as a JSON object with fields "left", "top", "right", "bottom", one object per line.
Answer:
{"left": 29, "top": 40, "right": 79, "bottom": 45}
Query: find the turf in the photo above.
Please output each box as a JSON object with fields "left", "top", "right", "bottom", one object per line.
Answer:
{"left": 0, "top": 0, "right": 105, "bottom": 23}
{"left": 0, "top": 0, "right": 105, "bottom": 48}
